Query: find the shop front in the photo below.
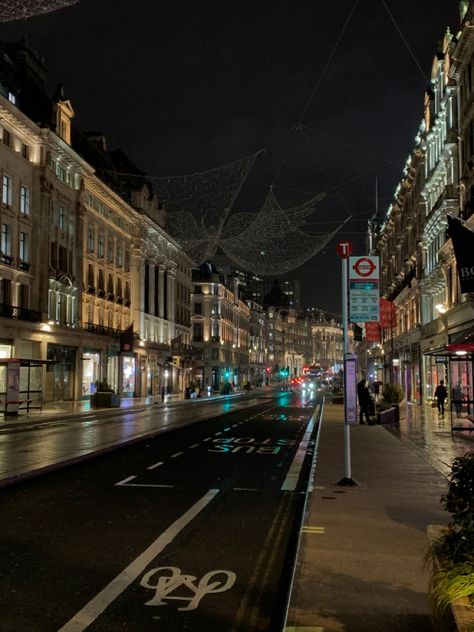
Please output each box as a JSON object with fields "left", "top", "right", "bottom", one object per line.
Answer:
{"left": 46, "top": 343, "right": 76, "bottom": 401}
{"left": 121, "top": 354, "right": 136, "bottom": 397}
{"left": 81, "top": 350, "right": 101, "bottom": 398}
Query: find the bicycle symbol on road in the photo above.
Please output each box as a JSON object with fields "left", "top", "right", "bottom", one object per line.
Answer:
{"left": 140, "top": 566, "right": 236, "bottom": 611}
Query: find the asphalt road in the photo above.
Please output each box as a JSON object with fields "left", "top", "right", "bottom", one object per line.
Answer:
{"left": 0, "top": 390, "right": 321, "bottom": 632}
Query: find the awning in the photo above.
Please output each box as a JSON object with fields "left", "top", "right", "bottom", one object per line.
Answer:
{"left": 447, "top": 327, "right": 474, "bottom": 353}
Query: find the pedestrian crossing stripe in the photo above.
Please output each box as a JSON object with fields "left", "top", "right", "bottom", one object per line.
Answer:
{"left": 301, "top": 526, "right": 325, "bottom": 534}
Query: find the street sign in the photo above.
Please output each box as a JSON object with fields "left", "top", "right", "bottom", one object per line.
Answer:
{"left": 336, "top": 240, "right": 353, "bottom": 259}
{"left": 349, "top": 256, "right": 379, "bottom": 281}
{"left": 349, "top": 256, "right": 380, "bottom": 323}
{"left": 349, "top": 280, "right": 380, "bottom": 322}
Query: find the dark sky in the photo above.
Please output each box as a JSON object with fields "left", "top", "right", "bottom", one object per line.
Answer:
{"left": 0, "top": 0, "right": 461, "bottom": 314}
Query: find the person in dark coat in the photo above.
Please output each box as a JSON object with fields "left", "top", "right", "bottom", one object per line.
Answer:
{"left": 434, "top": 380, "right": 448, "bottom": 415}
{"left": 357, "top": 379, "right": 373, "bottom": 424}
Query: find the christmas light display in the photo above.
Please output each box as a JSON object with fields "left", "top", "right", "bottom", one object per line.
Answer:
{"left": 0, "top": 0, "right": 79, "bottom": 22}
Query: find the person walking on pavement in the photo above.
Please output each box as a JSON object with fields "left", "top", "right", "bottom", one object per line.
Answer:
{"left": 434, "top": 379, "right": 448, "bottom": 416}
{"left": 357, "top": 378, "right": 373, "bottom": 424}
{"left": 452, "top": 382, "right": 463, "bottom": 417}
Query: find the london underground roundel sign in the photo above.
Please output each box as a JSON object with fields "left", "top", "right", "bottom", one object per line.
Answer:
{"left": 349, "top": 256, "right": 379, "bottom": 281}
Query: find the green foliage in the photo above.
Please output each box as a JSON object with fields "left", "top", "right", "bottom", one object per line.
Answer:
{"left": 440, "top": 453, "right": 474, "bottom": 563}
{"left": 429, "top": 561, "right": 474, "bottom": 616}
{"left": 381, "top": 382, "right": 404, "bottom": 405}
{"left": 94, "top": 379, "right": 114, "bottom": 393}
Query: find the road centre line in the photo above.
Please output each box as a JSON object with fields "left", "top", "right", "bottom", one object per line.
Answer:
{"left": 171, "top": 451, "right": 184, "bottom": 458}
{"left": 189, "top": 443, "right": 200, "bottom": 449}
{"left": 203, "top": 437, "right": 212, "bottom": 442}
{"left": 147, "top": 462, "right": 164, "bottom": 470}
{"left": 214, "top": 431, "right": 222, "bottom": 436}
{"left": 115, "top": 475, "right": 136, "bottom": 486}
{"left": 57, "top": 489, "right": 220, "bottom": 632}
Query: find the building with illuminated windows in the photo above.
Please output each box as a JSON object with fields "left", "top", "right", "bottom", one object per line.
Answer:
{"left": 0, "top": 40, "right": 194, "bottom": 408}
{"left": 191, "top": 262, "right": 250, "bottom": 390}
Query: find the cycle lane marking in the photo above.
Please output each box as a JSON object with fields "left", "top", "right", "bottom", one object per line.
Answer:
{"left": 57, "top": 488, "right": 220, "bottom": 632}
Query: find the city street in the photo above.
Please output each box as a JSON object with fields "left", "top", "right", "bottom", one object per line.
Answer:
{"left": 0, "top": 390, "right": 320, "bottom": 632}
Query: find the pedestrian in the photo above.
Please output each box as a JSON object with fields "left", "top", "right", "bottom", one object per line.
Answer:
{"left": 452, "top": 382, "right": 463, "bottom": 417}
{"left": 434, "top": 379, "right": 448, "bottom": 416}
{"left": 357, "top": 378, "right": 373, "bottom": 425}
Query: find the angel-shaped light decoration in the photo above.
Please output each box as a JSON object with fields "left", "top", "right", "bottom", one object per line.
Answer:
{"left": 0, "top": 0, "right": 79, "bottom": 21}
{"left": 166, "top": 187, "right": 349, "bottom": 275}
{"left": 98, "top": 152, "right": 348, "bottom": 275}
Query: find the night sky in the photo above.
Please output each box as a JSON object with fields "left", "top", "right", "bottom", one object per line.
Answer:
{"left": 0, "top": 0, "right": 461, "bottom": 314}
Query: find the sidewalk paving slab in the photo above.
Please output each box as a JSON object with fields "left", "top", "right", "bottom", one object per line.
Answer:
{"left": 285, "top": 403, "right": 459, "bottom": 632}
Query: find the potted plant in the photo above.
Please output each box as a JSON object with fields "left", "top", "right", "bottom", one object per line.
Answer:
{"left": 427, "top": 453, "right": 474, "bottom": 631}
{"left": 91, "top": 379, "right": 120, "bottom": 408}
{"left": 377, "top": 383, "right": 404, "bottom": 423}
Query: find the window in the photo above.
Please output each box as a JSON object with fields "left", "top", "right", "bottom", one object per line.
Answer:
{"left": 21, "top": 144, "right": 29, "bottom": 160}
{"left": 87, "top": 264, "right": 94, "bottom": 287}
{"left": 116, "top": 245, "right": 123, "bottom": 267}
{"left": 2, "top": 175, "right": 11, "bottom": 206}
{"left": 20, "top": 185, "right": 30, "bottom": 215}
{"left": 58, "top": 207, "right": 65, "bottom": 230}
{"left": 193, "top": 323, "right": 203, "bottom": 342}
{"left": 87, "top": 226, "right": 95, "bottom": 252}
{"left": 98, "top": 233, "right": 105, "bottom": 258}
{"left": 19, "top": 232, "right": 28, "bottom": 261}
{"left": 2, "top": 129, "right": 10, "bottom": 147}
{"left": 107, "top": 239, "right": 114, "bottom": 263}
{"left": 18, "top": 284, "right": 28, "bottom": 308}
{"left": 0, "top": 279, "right": 11, "bottom": 305}
{"left": 1, "top": 224, "right": 11, "bottom": 255}
{"left": 194, "top": 302, "right": 202, "bottom": 314}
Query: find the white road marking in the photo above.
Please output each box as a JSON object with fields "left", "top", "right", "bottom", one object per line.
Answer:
{"left": 189, "top": 443, "right": 200, "bottom": 449}
{"left": 57, "top": 489, "right": 220, "bottom": 632}
{"left": 203, "top": 438, "right": 212, "bottom": 442}
{"left": 147, "top": 462, "right": 164, "bottom": 470}
{"left": 171, "top": 451, "right": 184, "bottom": 458}
{"left": 214, "top": 431, "right": 222, "bottom": 436}
{"left": 281, "top": 407, "right": 319, "bottom": 491}
{"left": 115, "top": 475, "right": 137, "bottom": 486}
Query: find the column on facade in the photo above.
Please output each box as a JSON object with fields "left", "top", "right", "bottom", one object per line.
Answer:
{"left": 167, "top": 269, "right": 176, "bottom": 332}
{"left": 131, "top": 249, "right": 145, "bottom": 336}
{"left": 148, "top": 261, "right": 155, "bottom": 317}
{"left": 158, "top": 265, "right": 165, "bottom": 320}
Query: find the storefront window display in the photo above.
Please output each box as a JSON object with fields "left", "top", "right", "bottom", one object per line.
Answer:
{"left": 122, "top": 355, "right": 135, "bottom": 396}
{"left": 449, "top": 356, "right": 473, "bottom": 416}
{"left": 82, "top": 351, "right": 100, "bottom": 398}
{"left": 107, "top": 355, "right": 118, "bottom": 393}
{"left": 424, "top": 355, "right": 447, "bottom": 404}
{"left": 47, "top": 344, "right": 76, "bottom": 401}
{"left": 0, "top": 343, "right": 12, "bottom": 358}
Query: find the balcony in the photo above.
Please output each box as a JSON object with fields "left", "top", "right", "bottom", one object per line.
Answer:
{"left": 0, "top": 303, "right": 41, "bottom": 322}
{"left": 84, "top": 322, "right": 121, "bottom": 337}
{"left": 211, "top": 335, "right": 220, "bottom": 343}
{"left": 1, "top": 254, "right": 12, "bottom": 265}
{"left": 18, "top": 261, "right": 30, "bottom": 272}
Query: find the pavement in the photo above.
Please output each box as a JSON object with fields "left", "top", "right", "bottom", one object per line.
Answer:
{"left": 1, "top": 393, "right": 473, "bottom": 631}
{"left": 284, "top": 401, "right": 473, "bottom": 632}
